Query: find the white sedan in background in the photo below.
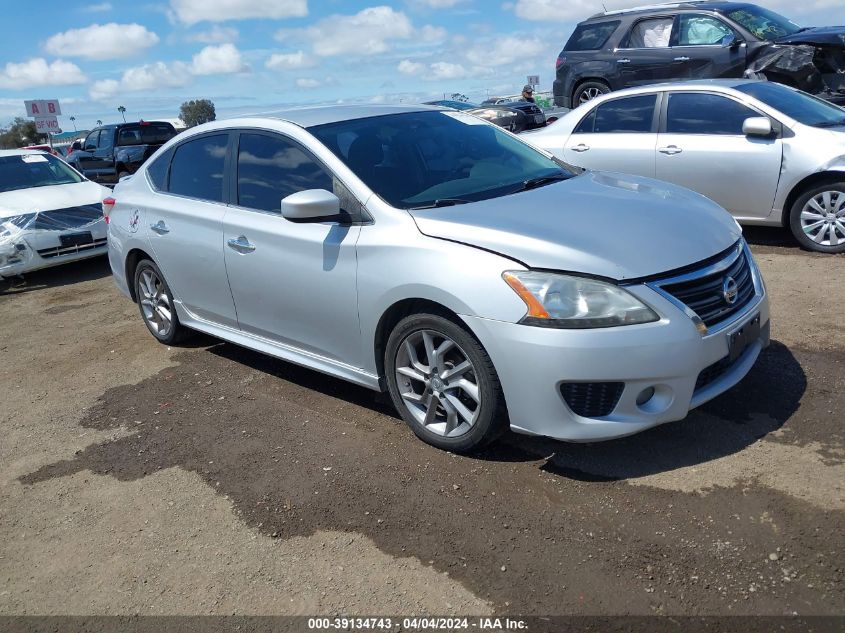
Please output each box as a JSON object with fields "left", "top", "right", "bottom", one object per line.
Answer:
{"left": 0, "top": 150, "right": 112, "bottom": 279}
{"left": 524, "top": 80, "right": 845, "bottom": 254}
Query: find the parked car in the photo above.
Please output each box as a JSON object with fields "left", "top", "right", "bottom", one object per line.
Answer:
{"left": 424, "top": 100, "right": 546, "bottom": 132}
{"left": 108, "top": 105, "right": 769, "bottom": 452}
{"left": 0, "top": 150, "right": 111, "bottom": 279}
{"left": 21, "top": 144, "right": 62, "bottom": 158}
{"left": 66, "top": 121, "right": 177, "bottom": 185}
{"left": 553, "top": 1, "right": 845, "bottom": 109}
{"left": 525, "top": 79, "right": 845, "bottom": 253}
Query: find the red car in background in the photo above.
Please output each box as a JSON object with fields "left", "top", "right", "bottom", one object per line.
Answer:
{"left": 22, "top": 144, "right": 63, "bottom": 158}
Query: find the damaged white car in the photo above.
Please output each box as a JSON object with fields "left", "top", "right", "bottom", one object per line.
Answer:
{"left": 0, "top": 150, "right": 112, "bottom": 279}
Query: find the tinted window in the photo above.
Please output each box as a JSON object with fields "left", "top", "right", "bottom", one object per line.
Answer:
{"left": 0, "top": 153, "right": 83, "bottom": 193}
{"left": 565, "top": 21, "right": 620, "bottom": 51}
{"left": 168, "top": 134, "right": 228, "bottom": 202}
{"left": 309, "top": 111, "right": 574, "bottom": 209}
{"left": 83, "top": 130, "right": 99, "bottom": 151}
{"left": 99, "top": 128, "right": 114, "bottom": 150}
{"left": 118, "top": 123, "right": 175, "bottom": 145}
{"left": 236, "top": 133, "right": 333, "bottom": 213}
{"left": 626, "top": 18, "right": 673, "bottom": 48}
{"left": 735, "top": 82, "right": 845, "bottom": 127}
{"left": 576, "top": 95, "right": 657, "bottom": 134}
{"left": 667, "top": 93, "right": 757, "bottom": 134}
{"left": 146, "top": 147, "right": 173, "bottom": 191}
{"left": 677, "top": 15, "right": 734, "bottom": 46}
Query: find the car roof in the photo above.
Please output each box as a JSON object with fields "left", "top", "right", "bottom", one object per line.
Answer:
{"left": 230, "top": 104, "right": 437, "bottom": 128}
{"left": 585, "top": 78, "right": 760, "bottom": 100}
{"left": 585, "top": 1, "right": 752, "bottom": 21}
{"left": 0, "top": 149, "right": 52, "bottom": 157}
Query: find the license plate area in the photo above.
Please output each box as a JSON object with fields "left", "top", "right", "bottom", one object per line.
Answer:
{"left": 727, "top": 314, "right": 760, "bottom": 362}
{"left": 60, "top": 232, "right": 94, "bottom": 248}
{"left": 534, "top": 114, "right": 545, "bottom": 124}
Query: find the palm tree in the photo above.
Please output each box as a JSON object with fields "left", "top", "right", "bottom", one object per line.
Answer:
{"left": 96, "top": 119, "right": 102, "bottom": 126}
{"left": 69, "top": 116, "right": 77, "bottom": 132}
{"left": 117, "top": 106, "right": 126, "bottom": 123}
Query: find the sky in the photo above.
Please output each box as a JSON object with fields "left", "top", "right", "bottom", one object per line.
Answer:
{"left": 0, "top": 0, "right": 842, "bottom": 130}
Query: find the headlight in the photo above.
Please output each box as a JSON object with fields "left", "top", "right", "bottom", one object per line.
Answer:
{"left": 503, "top": 271, "right": 659, "bottom": 329}
{"left": 477, "top": 109, "right": 516, "bottom": 119}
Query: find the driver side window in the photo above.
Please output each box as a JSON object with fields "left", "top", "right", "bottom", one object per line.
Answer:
{"left": 84, "top": 130, "right": 100, "bottom": 151}
{"left": 677, "top": 15, "right": 735, "bottom": 46}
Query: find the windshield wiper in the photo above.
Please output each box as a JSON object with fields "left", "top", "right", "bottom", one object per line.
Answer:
{"left": 509, "top": 172, "right": 570, "bottom": 194}
{"left": 408, "top": 198, "right": 471, "bottom": 210}
{"left": 812, "top": 119, "right": 845, "bottom": 128}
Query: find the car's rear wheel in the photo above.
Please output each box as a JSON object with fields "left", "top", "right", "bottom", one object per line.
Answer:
{"left": 385, "top": 313, "right": 506, "bottom": 452}
{"left": 789, "top": 182, "right": 845, "bottom": 254}
{"left": 134, "top": 259, "right": 187, "bottom": 344}
{"left": 573, "top": 80, "right": 610, "bottom": 107}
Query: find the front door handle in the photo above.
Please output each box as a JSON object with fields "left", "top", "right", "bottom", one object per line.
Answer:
{"left": 658, "top": 145, "right": 683, "bottom": 155}
{"left": 570, "top": 143, "right": 590, "bottom": 153}
{"left": 673, "top": 56, "right": 691, "bottom": 62}
{"left": 616, "top": 58, "right": 631, "bottom": 64}
{"left": 227, "top": 236, "right": 256, "bottom": 253}
{"left": 150, "top": 220, "right": 170, "bottom": 235}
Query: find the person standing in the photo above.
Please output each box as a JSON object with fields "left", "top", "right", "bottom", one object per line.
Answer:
{"left": 521, "top": 85, "right": 536, "bottom": 103}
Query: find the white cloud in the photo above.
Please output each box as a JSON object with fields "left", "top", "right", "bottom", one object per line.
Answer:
{"left": 0, "top": 58, "right": 87, "bottom": 90}
{"left": 186, "top": 26, "right": 239, "bottom": 44}
{"left": 420, "top": 25, "right": 447, "bottom": 42}
{"left": 428, "top": 61, "right": 469, "bottom": 80}
{"left": 45, "top": 23, "right": 159, "bottom": 60}
{"left": 83, "top": 2, "right": 113, "bottom": 11}
{"left": 266, "top": 51, "right": 316, "bottom": 71}
{"left": 295, "top": 78, "right": 320, "bottom": 89}
{"left": 89, "top": 61, "right": 192, "bottom": 100}
{"left": 398, "top": 59, "right": 425, "bottom": 75}
{"left": 411, "top": 0, "right": 466, "bottom": 7}
{"left": 171, "top": 0, "right": 308, "bottom": 25}
{"left": 465, "top": 35, "right": 546, "bottom": 66}
{"left": 190, "top": 43, "right": 246, "bottom": 75}
{"left": 278, "top": 6, "right": 415, "bottom": 57}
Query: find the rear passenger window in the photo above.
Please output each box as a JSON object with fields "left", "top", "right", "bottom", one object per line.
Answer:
{"left": 146, "top": 147, "right": 173, "bottom": 191}
{"left": 236, "top": 133, "right": 333, "bottom": 213}
{"left": 667, "top": 93, "right": 757, "bottom": 135}
{"left": 575, "top": 95, "right": 657, "bottom": 134}
{"left": 167, "top": 134, "right": 228, "bottom": 202}
{"left": 565, "top": 21, "right": 620, "bottom": 51}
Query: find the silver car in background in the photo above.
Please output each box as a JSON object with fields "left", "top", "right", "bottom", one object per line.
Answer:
{"left": 107, "top": 105, "right": 769, "bottom": 452}
{"left": 524, "top": 80, "right": 845, "bottom": 253}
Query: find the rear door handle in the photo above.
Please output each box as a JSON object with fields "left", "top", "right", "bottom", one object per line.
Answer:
{"left": 150, "top": 220, "right": 170, "bottom": 235}
{"left": 673, "top": 56, "right": 690, "bottom": 62}
{"left": 227, "top": 236, "right": 256, "bottom": 253}
{"left": 570, "top": 143, "right": 590, "bottom": 153}
{"left": 658, "top": 145, "right": 683, "bottom": 155}
{"left": 616, "top": 58, "right": 631, "bottom": 63}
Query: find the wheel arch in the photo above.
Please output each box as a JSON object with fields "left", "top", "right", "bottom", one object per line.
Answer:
{"left": 571, "top": 77, "right": 611, "bottom": 103}
{"left": 781, "top": 169, "right": 845, "bottom": 226}
{"left": 124, "top": 248, "right": 153, "bottom": 302}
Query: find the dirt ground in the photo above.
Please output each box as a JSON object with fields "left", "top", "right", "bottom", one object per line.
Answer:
{"left": 0, "top": 226, "right": 843, "bottom": 619}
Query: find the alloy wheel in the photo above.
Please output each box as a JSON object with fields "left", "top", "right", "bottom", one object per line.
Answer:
{"left": 579, "top": 87, "right": 604, "bottom": 104}
{"left": 800, "top": 190, "right": 845, "bottom": 247}
{"left": 138, "top": 268, "right": 173, "bottom": 338}
{"left": 394, "top": 329, "right": 481, "bottom": 438}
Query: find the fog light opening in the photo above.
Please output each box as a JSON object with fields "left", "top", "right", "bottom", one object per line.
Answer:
{"left": 636, "top": 387, "right": 656, "bottom": 407}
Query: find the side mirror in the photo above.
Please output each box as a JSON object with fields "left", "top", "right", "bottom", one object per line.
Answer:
{"left": 281, "top": 189, "right": 341, "bottom": 221}
{"left": 722, "top": 33, "right": 743, "bottom": 49}
{"left": 742, "top": 117, "right": 773, "bottom": 137}
{"left": 84, "top": 144, "right": 97, "bottom": 151}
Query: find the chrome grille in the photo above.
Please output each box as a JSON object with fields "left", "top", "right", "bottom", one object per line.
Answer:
{"left": 37, "top": 238, "right": 107, "bottom": 259}
{"left": 655, "top": 243, "right": 756, "bottom": 330}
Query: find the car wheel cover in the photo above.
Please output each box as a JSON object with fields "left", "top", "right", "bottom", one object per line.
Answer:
{"left": 579, "top": 87, "right": 605, "bottom": 104}
{"left": 138, "top": 268, "right": 173, "bottom": 338}
{"left": 394, "top": 329, "right": 480, "bottom": 438}
{"left": 800, "top": 190, "right": 845, "bottom": 247}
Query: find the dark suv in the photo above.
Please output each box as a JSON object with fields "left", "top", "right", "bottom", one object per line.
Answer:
{"left": 66, "top": 121, "right": 177, "bottom": 185}
{"left": 553, "top": 1, "right": 845, "bottom": 108}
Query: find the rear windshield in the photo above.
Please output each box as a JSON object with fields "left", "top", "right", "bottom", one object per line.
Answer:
{"left": 565, "top": 21, "right": 620, "bottom": 51}
{"left": 117, "top": 124, "right": 175, "bottom": 146}
{"left": 0, "top": 153, "right": 83, "bottom": 193}
{"left": 735, "top": 82, "right": 845, "bottom": 128}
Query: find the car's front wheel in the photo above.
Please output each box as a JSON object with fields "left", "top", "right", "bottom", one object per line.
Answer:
{"left": 385, "top": 313, "right": 506, "bottom": 452}
{"left": 134, "top": 259, "right": 187, "bottom": 344}
{"left": 789, "top": 182, "right": 845, "bottom": 254}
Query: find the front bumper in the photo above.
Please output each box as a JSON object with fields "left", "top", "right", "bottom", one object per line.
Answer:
{"left": 462, "top": 257, "right": 770, "bottom": 442}
{"left": 0, "top": 221, "right": 108, "bottom": 278}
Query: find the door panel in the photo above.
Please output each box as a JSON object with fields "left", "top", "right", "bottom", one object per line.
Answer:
{"left": 672, "top": 14, "right": 747, "bottom": 80}
{"left": 616, "top": 17, "right": 681, "bottom": 88}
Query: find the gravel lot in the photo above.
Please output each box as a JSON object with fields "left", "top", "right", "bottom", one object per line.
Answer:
{"left": 1, "top": 227, "right": 843, "bottom": 618}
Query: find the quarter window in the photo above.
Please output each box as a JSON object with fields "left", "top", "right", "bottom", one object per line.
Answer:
{"left": 146, "top": 147, "right": 173, "bottom": 191}
{"left": 167, "top": 134, "right": 228, "bottom": 202}
{"left": 666, "top": 93, "right": 758, "bottom": 135}
{"left": 626, "top": 18, "right": 673, "bottom": 48}
{"left": 575, "top": 95, "right": 657, "bottom": 134}
{"left": 677, "top": 15, "right": 735, "bottom": 46}
{"left": 236, "top": 133, "right": 333, "bottom": 213}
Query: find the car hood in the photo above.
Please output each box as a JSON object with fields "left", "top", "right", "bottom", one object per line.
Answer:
{"left": 0, "top": 181, "right": 110, "bottom": 219}
{"left": 409, "top": 171, "right": 741, "bottom": 280}
{"left": 774, "top": 26, "right": 845, "bottom": 47}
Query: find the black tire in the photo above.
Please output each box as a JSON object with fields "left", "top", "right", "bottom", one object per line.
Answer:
{"left": 117, "top": 170, "right": 131, "bottom": 181}
{"left": 133, "top": 259, "right": 188, "bottom": 345}
{"left": 385, "top": 312, "right": 506, "bottom": 452}
{"left": 572, "top": 80, "right": 610, "bottom": 107}
{"left": 788, "top": 182, "right": 845, "bottom": 254}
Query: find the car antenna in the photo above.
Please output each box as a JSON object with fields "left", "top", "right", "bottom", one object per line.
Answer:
{"left": 602, "top": 3, "right": 607, "bottom": 11}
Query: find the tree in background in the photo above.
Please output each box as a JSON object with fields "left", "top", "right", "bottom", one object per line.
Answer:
{"left": 0, "top": 117, "right": 42, "bottom": 148}
{"left": 179, "top": 99, "right": 216, "bottom": 127}
{"left": 450, "top": 93, "right": 469, "bottom": 102}
{"left": 117, "top": 105, "right": 126, "bottom": 122}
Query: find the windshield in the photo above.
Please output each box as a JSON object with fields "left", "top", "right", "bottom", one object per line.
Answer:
{"left": 735, "top": 82, "right": 845, "bottom": 127}
{"left": 308, "top": 111, "right": 574, "bottom": 209}
{"left": 722, "top": 5, "right": 801, "bottom": 41}
{"left": 0, "top": 153, "right": 84, "bottom": 193}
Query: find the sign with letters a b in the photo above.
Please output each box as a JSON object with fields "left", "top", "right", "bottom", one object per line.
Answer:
{"left": 24, "top": 99, "right": 62, "bottom": 117}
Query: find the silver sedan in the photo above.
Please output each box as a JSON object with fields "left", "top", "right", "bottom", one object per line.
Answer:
{"left": 524, "top": 79, "right": 845, "bottom": 254}
{"left": 107, "top": 105, "right": 769, "bottom": 451}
